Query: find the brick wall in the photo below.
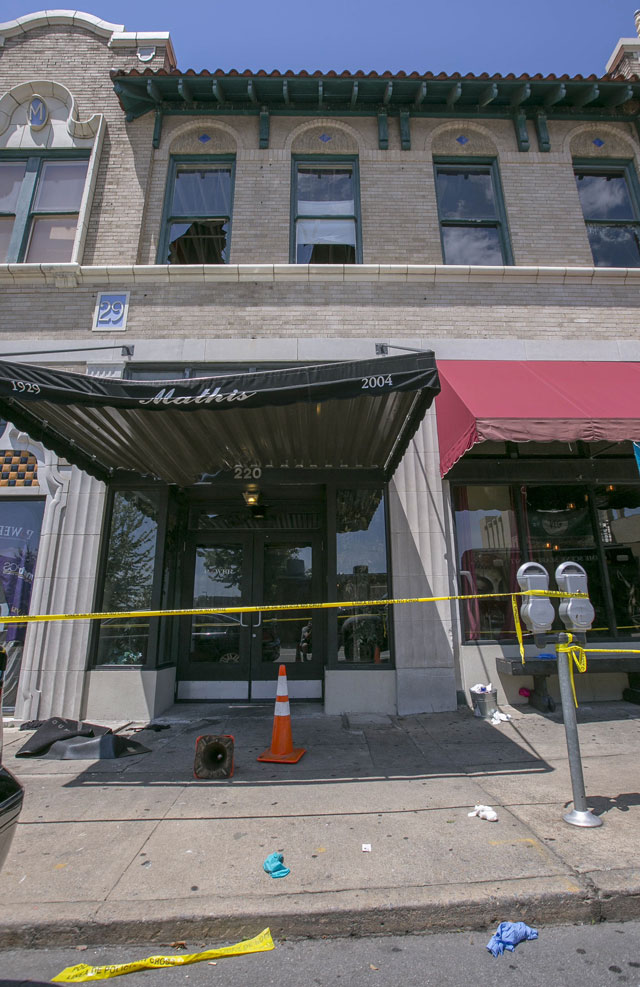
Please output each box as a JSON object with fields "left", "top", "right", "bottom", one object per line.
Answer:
{"left": 0, "top": 25, "right": 156, "bottom": 266}
{"left": 1, "top": 280, "right": 639, "bottom": 341}
{"left": 2, "top": 22, "right": 640, "bottom": 270}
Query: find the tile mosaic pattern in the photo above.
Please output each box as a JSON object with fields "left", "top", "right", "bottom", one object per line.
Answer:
{"left": 0, "top": 450, "right": 39, "bottom": 487}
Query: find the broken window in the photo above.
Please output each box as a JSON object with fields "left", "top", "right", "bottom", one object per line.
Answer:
{"left": 161, "top": 160, "right": 234, "bottom": 264}
{"left": 574, "top": 166, "right": 640, "bottom": 267}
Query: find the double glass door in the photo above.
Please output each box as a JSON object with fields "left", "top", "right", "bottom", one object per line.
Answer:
{"left": 177, "top": 530, "right": 322, "bottom": 700}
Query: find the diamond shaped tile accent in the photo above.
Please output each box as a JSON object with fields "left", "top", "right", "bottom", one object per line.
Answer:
{"left": 592, "top": 138, "right": 604, "bottom": 147}
{"left": 198, "top": 134, "right": 212, "bottom": 144}
{"left": 319, "top": 133, "right": 332, "bottom": 143}
{"left": 456, "top": 135, "right": 469, "bottom": 145}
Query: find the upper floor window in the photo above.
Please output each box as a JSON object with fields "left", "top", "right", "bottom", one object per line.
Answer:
{"left": 574, "top": 163, "right": 640, "bottom": 267}
{"left": 434, "top": 161, "right": 511, "bottom": 265}
{"left": 0, "top": 155, "right": 88, "bottom": 263}
{"left": 159, "top": 157, "right": 234, "bottom": 264}
{"left": 292, "top": 159, "right": 360, "bottom": 263}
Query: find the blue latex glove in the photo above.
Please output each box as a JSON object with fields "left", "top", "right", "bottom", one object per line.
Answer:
{"left": 486, "top": 921, "right": 538, "bottom": 957}
{"left": 263, "top": 851, "right": 290, "bottom": 879}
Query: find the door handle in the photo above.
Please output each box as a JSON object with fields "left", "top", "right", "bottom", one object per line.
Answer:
{"left": 254, "top": 611, "right": 262, "bottom": 628}
{"left": 239, "top": 612, "right": 248, "bottom": 628}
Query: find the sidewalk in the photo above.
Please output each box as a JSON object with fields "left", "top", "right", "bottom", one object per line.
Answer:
{"left": 0, "top": 699, "right": 639, "bottom": 948}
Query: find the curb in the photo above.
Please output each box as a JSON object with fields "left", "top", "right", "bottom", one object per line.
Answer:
{"left": 2, "top": 877, "right": 639, "bottom": 948}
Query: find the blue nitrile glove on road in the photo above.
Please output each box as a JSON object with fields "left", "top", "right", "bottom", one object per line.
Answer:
{"left": 263, "top": 851, "right": 290, "bottom": 879}
{"left": 486, "top": 921, "right": 538, "bottom": 957}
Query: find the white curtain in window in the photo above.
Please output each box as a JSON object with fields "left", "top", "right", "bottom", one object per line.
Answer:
{"left": 297, "top": 199, "right": 354, "bottom": 217}
{"left": 296, "top": 219, "right": 356, "bottom": 246}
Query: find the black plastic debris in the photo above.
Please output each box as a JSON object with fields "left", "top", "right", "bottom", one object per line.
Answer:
{"left": 15, "top": 717, "right": 150, "bottom": 759}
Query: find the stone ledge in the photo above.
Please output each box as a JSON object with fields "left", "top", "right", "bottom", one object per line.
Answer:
{"left": 2, "top": 263, "right": 640, "bottom": 289}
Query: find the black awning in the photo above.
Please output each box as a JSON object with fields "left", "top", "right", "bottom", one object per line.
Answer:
{"left": 0, "top": 353, "right": 440, "bottom": 486}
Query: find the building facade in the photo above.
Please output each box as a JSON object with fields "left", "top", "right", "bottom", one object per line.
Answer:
{"left": 1, "top": 10, "right": 640, "bottom": 721}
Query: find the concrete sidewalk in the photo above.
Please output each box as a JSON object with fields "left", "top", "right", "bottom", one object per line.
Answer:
{"left": 0, "top": 700, "right": 639, "bottom": 948}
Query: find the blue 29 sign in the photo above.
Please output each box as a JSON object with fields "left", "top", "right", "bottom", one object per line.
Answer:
{"left": 93, "top": 292, "right": 129, "bottom": 331}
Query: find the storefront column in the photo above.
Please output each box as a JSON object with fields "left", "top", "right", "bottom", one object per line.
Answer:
{"left": 388, "top": 408, "right": 458, "bottom": 714}
{"left": 14, "top": 459, "right": 107, "bottom": 722}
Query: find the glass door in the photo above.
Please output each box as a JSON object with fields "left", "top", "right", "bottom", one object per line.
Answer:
{"left": 177, "top": 529, "right": 324, "bottom": 700}
{"left": 177, "top": 533, "right": 253, "bottom": 700}
{"left": 250, "top": 532, "right": 323, "bottom": 699}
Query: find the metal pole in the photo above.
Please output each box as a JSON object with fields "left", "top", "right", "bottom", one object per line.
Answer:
{"left": 556, "top": 636, "right": 602, "bottom": 828}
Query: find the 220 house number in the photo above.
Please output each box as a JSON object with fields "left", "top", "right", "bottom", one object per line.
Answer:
{"left": 362, "top": 374, "right": 393, "bottom": 389}
{"left": 233, "top": 465, "right": 262, "bottom": 480}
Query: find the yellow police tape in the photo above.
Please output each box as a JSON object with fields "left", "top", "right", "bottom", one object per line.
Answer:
{"left": 51, "top": 927, "right": 275, "bottom": 982}
{"left": 7, "top": 586, "right": 636, "bottom": 707}
{"left": 555, "top": 635, "right": 640, "bottom": 709}
{"left": 0, "top": 588, "right": 587, "bottom": 626}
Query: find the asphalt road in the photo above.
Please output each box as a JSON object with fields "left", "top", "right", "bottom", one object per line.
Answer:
{"left": 2, "top": 921, "right": 640, "bottom": 987}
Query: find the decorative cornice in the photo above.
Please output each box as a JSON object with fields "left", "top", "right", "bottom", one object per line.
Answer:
{"left": 0, "top": 11, "right": 124, "bottom": 40}
{"left": 0, "top": 263, "right": 639, "bottom": 288}
{"left": 606, "top": 38, "right": 640, "bottom": 75}
{"left": 0, "top": 11, "right": 176, "bottom": 67}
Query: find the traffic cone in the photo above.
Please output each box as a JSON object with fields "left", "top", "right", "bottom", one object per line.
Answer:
{"left": 257, "top": 665, "right": 306, "bottom": 763}
{"left": 193, "top": 734, "right": 234, "bottom": 779}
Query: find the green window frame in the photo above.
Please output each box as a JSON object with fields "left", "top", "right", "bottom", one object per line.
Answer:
{"left": 434, "top": 158, "right": 512, "bottom": 266}
{"left": 0, "top": 150, "right": 90, "bottom": 264}
{"left": 573, "top": 159, "right": 640, "bottom": 268}
{"left": 290, "top": 156, "right": 362, "bottom": 264}
{"left": 157, "top": 155, "right": 235, "bottom": 265}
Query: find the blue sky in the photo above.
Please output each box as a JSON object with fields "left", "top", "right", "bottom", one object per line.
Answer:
{"left": 0, "top": 2, "right": 636, "bottom": 76}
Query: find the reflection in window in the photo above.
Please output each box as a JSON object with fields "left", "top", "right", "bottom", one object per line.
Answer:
{"left": 294, "top": 163, "right": 358, "bottom": 263}
{"left": 524, "top": 485, "right": 607, "bottom": 637}
{"left": 0, "top": 161, "right": 26, "bottom": 262}
{"left": 157, "top": 492, "right": 181, "bottom": 664}
{"left": 95, "top": 490, "right": 160, "bottom": 665}
{"left": 595, "top": 486, "right": 640, "bottom": 638}
{"left": 1, "top": 157, "right": 88, "bottom": 263}
{"left": 575, "top": 169, "right": 640, "bottom": 267}
{"left": 453, "top": 486, "right": 521, "bottom": 641}
{"left": 0, "top": 498, "right": 45, "bottom": 710}
{"left": 162, "top": 162, "right": 233, "bottom": 264}
{"left": 336, "top": 489, "right": 391, "bottom": 663}
{"left": 190, "top": 544, "right": 244, "bottom": 664}
{"left": 453, "top": 476, "right": 640, "bottom": 642}
{"left": 262, "top": 544, "right": 311, "bottom": 664}
{"left": 435, "top": 164, "right": 509, "bottom": 265}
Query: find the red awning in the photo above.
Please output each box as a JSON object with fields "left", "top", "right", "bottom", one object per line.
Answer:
{"left": 436, "top": 360, "right": 640, "bottom": 477}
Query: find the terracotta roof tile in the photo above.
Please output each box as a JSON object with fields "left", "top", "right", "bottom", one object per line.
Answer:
{"left": 113, "top": 67, "right": 638, "bottom": 83}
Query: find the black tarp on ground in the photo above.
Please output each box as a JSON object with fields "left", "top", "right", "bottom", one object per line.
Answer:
{"left": 0, "top": 352, "right": 440, "bottom": 485}
{"left": 15, "top": 717, "right": 150, "bottom": 759}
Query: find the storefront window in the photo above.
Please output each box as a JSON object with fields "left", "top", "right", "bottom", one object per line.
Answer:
{"left": 336, "top": 489, "right": 391, "bottom": 663}
{"left": 453, "top": 479, "right": 640, "bottom": 642}
{"left": 453, "top": 486, "right": 521, "bottom": 641}
{"left": 594, "top": 485, "right": 640, "bottom": 639}
{"left": 0, "top": 498, "right": 45, "bottom": 709}
{"left": 524, "top": 484, "right": 609, "bottom": 637}
{"left": 94, "top": 490, "right": 161, "bottom": 666}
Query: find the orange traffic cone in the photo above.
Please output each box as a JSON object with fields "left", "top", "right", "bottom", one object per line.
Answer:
{"left": 257, "top": 664, "right": 306, "bottom": 764}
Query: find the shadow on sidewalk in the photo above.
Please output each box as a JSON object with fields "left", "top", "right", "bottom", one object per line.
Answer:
{"left": 581, "top": 791, "right": 640, "bottom": 816}
{"left": 55, "top": 706, "right": 556, "bottom": 789}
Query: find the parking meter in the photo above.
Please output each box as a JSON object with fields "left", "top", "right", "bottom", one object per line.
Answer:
{"left": 555, "top": 562, "right": 595, "bottom": 639}
{"left": 517, "top": 562, "right": 555, "bottom": 645}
